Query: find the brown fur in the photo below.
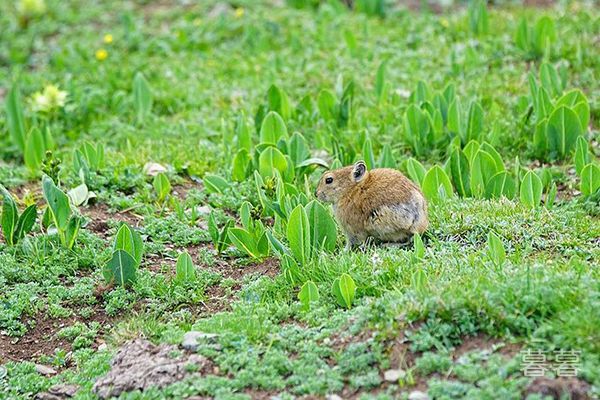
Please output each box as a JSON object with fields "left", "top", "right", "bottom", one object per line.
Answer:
{"left": 316, "top": 161, "right": 428, "bottom": 248}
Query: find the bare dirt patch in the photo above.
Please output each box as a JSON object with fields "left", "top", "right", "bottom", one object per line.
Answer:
{"left": 525, "top": 377, "right": 591, "bottom": 400}
{"left": 452, "top": 333, "right": 521, "bottom": 360}
{"left": 92, "top": 339, "right": 213, "bottom": 399}
{"left": 83, "top": 203, "right": 142, "bottom": 240}
{"left": 0, "top": 304, "right": 113, "bottom": 364}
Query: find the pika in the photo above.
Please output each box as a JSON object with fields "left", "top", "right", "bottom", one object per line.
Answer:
{"left": 316, "top": 160, "right": 428, "bottom": 249}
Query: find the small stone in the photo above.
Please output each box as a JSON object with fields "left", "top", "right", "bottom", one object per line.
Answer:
{"left": 181, "top": 331, "right": 218, "bottom": 352}
{"left": 383, "top": 368, "right": 405, "bottom": 382}
{"left": 408, "top": 390, "right": 430, "bottom": 400}
{"left": 98, "top": 343, "right": 108, "bottom": 351}
{"left": 195, "top": 206, "right": 211, "bottom": 215}
{"left": 143, "top": 162, "right": 167, "bottom": 176}
{"left": 35, "top": 364, "right": 57, "bottom": 376}
{"left": 326, "top": 395, "right": 342, "bottom": 400}
{"left": 48, "top": 384, "right": 79, "bottom": 397}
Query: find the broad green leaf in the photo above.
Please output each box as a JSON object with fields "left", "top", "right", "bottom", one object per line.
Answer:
{"left": 298, "top": 280, "right": 319, "bottom": 311}
{"left": 288, "top": 132, "right": 310, "bottom": 166}
{"left": 267, "top": 84, "right": 291, "bottom": 120}
{"left": 422, "top": 165, "right": 453, "bottom": 202}
{"left": 67, "top": 183, "right": 90, "bottom": 206}
{"left": 520, "top": 171, "right": 543, "bottom": 208}
{"left": 485, "top": 172, "right": 516, "bottom": 199}
{"left": 580, "top": 163, "right": 600, "bottom": 196}
{"left": 546, "top": 182, "right": 557, "bottom": 209}
{"left": 259, "top": 146, "right": 288, "bottom": 178}
{"left": 332, "top": 273, "right": 356, "bottom": 309}
{"left": 235, "top": 113, "right": 253, "bottom": 151}
{"left": 153, "top": 172, "right": 171, "bottom": 201}
{"left": 5, "top": 85, "right": 27, "bottom": 152}
{"left": 487, "top": 231, "right": 506, "bottom": 266}
{"left": 24, "top": 128, "right": 46, "bottom": 172}
{"left": 574, "top": 137, "right": 591, "bottom": 176}
{"left": 14, "top": 204, "right": 36, "bottom": 242}
{"left": 406, "top": 158, "right": 426, "bottom": 187}
{"left": 447, "top": 99, "right": 463, "bottom": 139}
{"left": 378, "top": 144, "right": 396, "bottom": 168}
{"left": 175, "top": 251, "right": 196, "bottom": 283}
{"left": 42, "top": 175, "right": 71, "bottom": 231}
{"left": 114, "top": 223, "right": 144, "bottom": 266}
{"left": 1, "top": 186, "right": 18, "bottom": 245}
{"left": 449, "top": 149, "right": 471, "bottom": 197}
{"left": 411, "top": 268, "right": 427, "bottom": 294}
{"left": 104, "top": 250, "right": 137, "bottom": 287}
{"left": 305, "top": 200, "right": 337, "bottom": 252}
{"left": 463, "top": 140, "right": 480, "bottom": 164}
{"left": 465, "top": 101, "right": 484, "bottom": 144}
{"left": 556, "top": 90, "right": 590, "bottom": 129}
{"left": 228, "top": 227, "right": 260, "bottom": 259}
{"left": 296, "top": 157, "right": 329, "bottom": 169}
{"left": 413, "top": 234, "right": 425, "bottom": 262}
{"left": 362, "top": 138, "right": 375, "bottom": 170}
{"left": 133, "top": 72, "right": 153, "bottom": 123}
{"left": 204, "top": 174, "right": 230, "bottom": 194}
{"left": 259, "top": 111, "right": 288, "bottom": 144}
{"left": 540, "top": 62, "right": 562, "bottom": 97}
{"left": 480, "top": 142, "right": 505, "bottom": 172}
{"left": 317, "top": 89, "right": 336, "bottom": 121}
{"left": 470, "top": 150, "right": 498, "bottom": 198}
{"left": 232, "top": 149, "right": 252, "bottom": 182}
{"left": 546, "top": 106, "right": 583, "bottom": 159}
{"left": 287, "top": 205, "right": 311, "bottom": 266}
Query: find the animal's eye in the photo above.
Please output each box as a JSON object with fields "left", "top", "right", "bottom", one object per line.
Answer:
{"left": 325, "top": 177, "right": 333, "bottom": 184}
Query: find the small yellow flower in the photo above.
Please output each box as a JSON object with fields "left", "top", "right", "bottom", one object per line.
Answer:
{"left": 440, "top": 18, "right": 449, "bottom": 28}
{"left": 95, "top": 48, "right": 108, "bottom": 61}
{"left": 234, "top": 8, "right": 244, "bottom": 18}
{"left": 17, "top": 0, "right": 46, "bottom": 17}
{"left": 103, "top": 34, "right": 113, "bottom": 44}
{"left": 29, "top": 84, "right": 67, "bottom": 113}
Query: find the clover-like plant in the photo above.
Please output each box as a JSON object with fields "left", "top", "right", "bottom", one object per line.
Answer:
{"left": 42, "top": 175, "right": 82, "bottom": 249}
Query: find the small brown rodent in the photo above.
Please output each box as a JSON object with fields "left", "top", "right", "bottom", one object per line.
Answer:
{"left": 316, "top": 161, "right": 428, "bottom": 249}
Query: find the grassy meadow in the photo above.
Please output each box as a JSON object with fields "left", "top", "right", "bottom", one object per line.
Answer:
{"left": 0, "top": 0, "right": 599, "bottom": 399}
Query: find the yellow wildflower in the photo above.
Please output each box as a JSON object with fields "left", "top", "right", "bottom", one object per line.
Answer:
{"left": 95, "top": 48, "right": 108, "bottom": 61}
{"left": 103, "top": 34, "right": 113, "bottom": 44}
{"left": 440, "top": 18, "right": 449, "bottom": 28}
{"left": 17, "top": 0, "right": 46, "bottom": 17}
{"left": 234, "top": 8, "right": 244, "bottom": 18}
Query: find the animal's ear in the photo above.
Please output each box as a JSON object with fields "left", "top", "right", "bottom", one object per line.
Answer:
{"left": 352, "top": 160, "right": 367, "bottom": 182}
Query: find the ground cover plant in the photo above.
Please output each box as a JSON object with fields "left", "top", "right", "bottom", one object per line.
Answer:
{"left": 0, "top": 0, "right": 599, "bottom": 399}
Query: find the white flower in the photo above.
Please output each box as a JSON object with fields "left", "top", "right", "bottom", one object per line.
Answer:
{"left": 29, "top": 84, "right": 67, "bottom": 113}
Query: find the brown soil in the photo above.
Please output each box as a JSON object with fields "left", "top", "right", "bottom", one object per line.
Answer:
{"left": 83, "top": 203, "right": 142, "bottom": 240}
{"left": 0, "top": 304, "right": 113, "bottom": 364}
{"left": 452, "top": 333, "right": 521, "bottom": 360}
{"left": 525, "top": 377, "right": 591, "bottom": 400}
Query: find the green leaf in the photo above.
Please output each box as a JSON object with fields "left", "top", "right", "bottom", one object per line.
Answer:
{"left": 422, "top": 165, "right": 453, "bottom": 202}
{"left": 153, "top": 172, "right": 171, "bottom": 201}
{"left": 332, "top": 273, "right": 356, "bottom": 309}
{"left": 362, "top": 138, "right": 375, "bottom": 170}
{"left": 114, "top": 224, "right": 143, "bottom": 266}
{"left": 449, "top": 149, "right": 471, "bottom": 197}
{"left": 267, "top": 84, "right": 291, "bottom": 120}
{"left": 204, "top": 174, "right": 231, "bottom": 194}
{"left": 259, "top": 146, "right": 288, "bottom": 178}
{"left": 104, "top": 250, "right": 138, "bottom": 287}
{"left": 64, "top": 215, "right": 82, "bottom": 249}
{"left": 259, "top": 111, "right": 288, "bottom": 144}
{"left": 546, "top": 106, "right": 583, "bottom": 159}
{"left": 487, "top": 231, "right": 506, "bottom": 267}
{"left": 287, "top": 205, "right": 311, "bottom": 266}
{"left": 14, "top": 204, "right": 36, "bottom": 242}
{"left": 465, "top": 101, "right": 484, "bottom": 143}
{"left": 24, "top": 128, "right": 46, "bottom": 172}
{"left": 485, "top": 172, "right": 517, "bottom": 199}
{"left": 574, "top": 136, "right": 591, "bottom": 176}
{"left": 232, "top": 149, "right": 252, "bottom": 182}
{"left": 298, "top": 280, "right": 319, "bottom": 311}
{"left": 175, "top": 251, "right": 196, "bottom": 283}
{"left": 133, "top": 72, "right": 153, "bottom": 123}
{"left": 540, "top": 62, "right": 562, "bottom": 97}
{"left": 556, "top": 90, "right": 589, "bottom": 129}
{"left": 317, "top": 89, "right": 336, "bottom": 121}
{"left": 228, "top": 227, "right": 260, "bottom": 259}
{"left": 1, "top": 186, "right": 18, "bottom": 245}
{"left": 411, "top": 268, "right": 427, "bottom": 294}
{"left": 580, "top": 163, "right": 600, "bottom": 196}
{"left": 545, "top": 182, "right": 557, "bottom": 209}
{"left": 406, "top": 158, "right": 426, "bottom": 187}
{"left": 288, "top": 132, "right": 310, "bottom": 166}
{"left": 296, "top": 158, "right": 329, "bottom": 169}
{"left": 520, "top": 171, "right": 543, "bottom": 208}
{"left": 42, "top": 175, "right": 71, "bottom": 231}
{"left": 305, "top": 200, "right": 337, "bottom": 253}
{"left": 5, "top": 85, "right": 27, "bottom": 152}
{"left": 447, "top": 99, "right": 463, "bottom": 139}
{"left": 378, "top": 144, "right": 396, "bottom": 168}
{"left": 470, "top": 150, "right": 498, "bottom": 198}
{"left": 413, "top": 233, "right": 425, "bottom": 262}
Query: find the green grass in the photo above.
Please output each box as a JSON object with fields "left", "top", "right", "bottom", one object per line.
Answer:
{"left": 1, "top": 0, "right": 599, "bottom": 399}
